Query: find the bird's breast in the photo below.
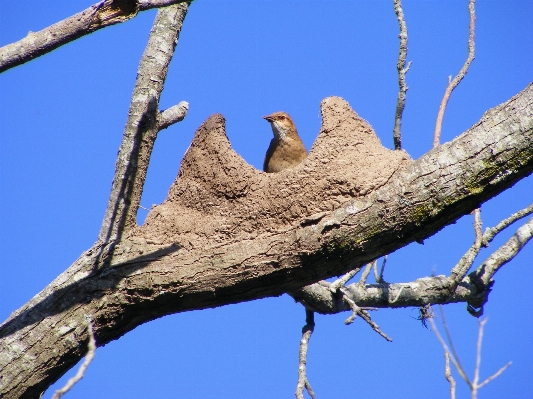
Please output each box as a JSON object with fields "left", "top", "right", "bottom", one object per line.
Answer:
{"left": 263, "top": 137, "right": 308, "bottom": 173}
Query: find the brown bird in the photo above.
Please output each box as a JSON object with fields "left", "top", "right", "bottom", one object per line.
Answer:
{"left": 263, "top": 111, "right": 308, "bottom": 173}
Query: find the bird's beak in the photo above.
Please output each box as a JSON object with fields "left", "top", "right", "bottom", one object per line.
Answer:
{"left": 263, "top": 114, "right": 274, "bottom": 122}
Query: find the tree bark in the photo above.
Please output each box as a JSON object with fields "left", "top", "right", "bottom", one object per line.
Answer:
{"left": 0, "top": 0, "right": 189, "bottom": 73}
{"left": 1, "top": 84, "right": 532, "bottom": 398}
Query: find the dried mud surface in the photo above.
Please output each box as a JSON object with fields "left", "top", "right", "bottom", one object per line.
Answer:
{"left": 133, "top": 97, "right": 411, "bottom": 248}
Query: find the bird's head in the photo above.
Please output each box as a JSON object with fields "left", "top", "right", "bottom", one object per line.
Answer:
{"left": 263, "top": 111, "right": 298, "bottom": 140}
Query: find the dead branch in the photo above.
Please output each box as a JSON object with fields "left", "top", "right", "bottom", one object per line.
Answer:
{"left": 439, "top": 306, "right": 466, "bottom": 380}
{"left": 444, "top": 352, "right": 457, "bottom": 399}
{"left": 477, "top": 361, "right": 512, "bottom": 390}
{"left": 451, "top": 203, "right": 533, "bottom": 289}
{"left": 392, "top": 0, "right": 411, "bottom": 150}
{"left": 329, "top": 267, "right": 362, "bottom": 293}
{"left": 97, "top": 2, "right": 190, "bottom": 248}
{"left": 358, "top": 262, "right": 373, "bottom": 285}
{"left": 326, "top": 267, "right": 391, "bottom": 340}
{"left": 159, "top": 101, "right": 189, "bottom": 130}
{"left": 0, "top": 0, "right": 190, "bottom": 73}
{"left": 483, "top": 202, "right": 533, "bottom": 245}
{"left": 448, "top": 208, "right": 483, "bottom": 290}
{"left": 433, "top": 0, "right": 476, "bottom": 147}
{"left": 473, "top": 208, "right": 483, "bottom": 247}
{"left": 373, "top": 256, "right": 387, "bottom": 283}
{"left": 295, "top": 310, "right": 316, "bottom": 399}
{"left": 292, "top": 272, "right": 491, "bottom": 318}
{"left": 472, "top": 318, "right": 486, "bottom": 392}
{"left": 341, "top": 292, "right": 391, "bottom": 341}
{"left": 472, "top": 318, "right": 512, "bottom": 393}
{"left": 428, "top": 317, "right": 471, "bottom": 387}
{"left": 431, "top": 313, "right": 511, "bottom": 399}
{"left": 469, "top": 216, "right": 533, "bottom": 291}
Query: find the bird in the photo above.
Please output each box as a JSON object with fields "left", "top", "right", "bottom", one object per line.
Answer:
{"left": 263, "top": 111, "right": 308, "bottom": 173}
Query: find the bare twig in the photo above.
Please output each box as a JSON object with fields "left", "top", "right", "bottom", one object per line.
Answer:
{"left": 372, "top": 256, "right": 387, "bottom": 283}
{"left": 439, "top": 306, "right": 467, "bottom": 382}
{"left": 471, "top": 216, "right": 533, "bottom": 287}
{"left": 329, "top": 267, "right": 362, "bottom": 293}
{"left": 451, "top": 204, "right": 533, "bottom": 288}
{"left": 428, "top": 317, "right": 471, "bottom": 387}
{"left": 392, "top": 0, "right": 411, "bottom": 150}
{"left": 0, "top": 0, "right": 190, "bottom": 73}
{"left": 483, "top": 202, "right": 533, "bottom": 245}
{"left": 444, "top": 351, "right": 457, "bottom": 399}
{"left": 471, "top": 318, "right": 512, "bottom": 398}
{"left": 433, "top": 0, "right": 476, "bottom": 147}
{"left": 477, "top": 361, "right": 512, "bottom": 389}
{"left": 431, "top": 312, "right": 511, "bottom": 399}
{"left": 449, "top": 208, "right": 483, "bottom": 290}
{"left": 295, "top": 310, "right": 316, "bottom": 399}
{"left": 372, "top": 260, "right": 379, "bottom": 281}
{"left": 323, "top": 263, "right": 391, "bottom": 341}
{"left": 473, "top": 208, "right": 483, "bottom": 247}
{"left": 389, "top": 285, "right": 405, "bottom": 304}
{"left": 342, "top": 294, "right": 392, "bottom": 341}
{"left": 472, "top": 318, "right": 487, "bottom": 391}
{"left": 51, "top": 321, "right": 96, "bottom": 399}
{"left": 358, "top": 262, "right": 373, "bottom": 285}
{"left": 158, "top": 101, "right": 189, "bottom": 130}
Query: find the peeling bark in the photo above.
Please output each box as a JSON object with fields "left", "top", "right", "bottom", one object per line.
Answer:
{"left": 0, "top": 84, "right": 532, "bottom": 398}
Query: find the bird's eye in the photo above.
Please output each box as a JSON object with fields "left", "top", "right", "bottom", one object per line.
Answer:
{"left": 279, "top": 115, "right": 285, "bottom": 120}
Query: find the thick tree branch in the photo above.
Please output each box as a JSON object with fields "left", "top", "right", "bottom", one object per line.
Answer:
{"left": 97, "top": 2, "right": 189, "bottom": 246}
{"left": 1, "top": 84, "right": 532, "bottom": 398}
{"left": 292, "top": 275, "right": 482, "bottom": 315}
{"left": 294, "top": 211, "right": 533, "bottom": 319}
{"left": 0, "top": 0, "right": 190, "bottom": 73}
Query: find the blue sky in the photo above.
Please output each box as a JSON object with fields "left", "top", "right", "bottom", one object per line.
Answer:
{"left": 1, "top": 1, "right": 532, "bottom": 398}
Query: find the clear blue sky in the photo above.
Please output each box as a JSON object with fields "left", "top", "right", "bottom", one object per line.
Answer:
{"left": 1, "top": 1, "right": 532, "bottom": 398}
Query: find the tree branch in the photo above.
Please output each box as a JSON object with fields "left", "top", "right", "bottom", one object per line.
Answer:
{"left": 451, "top": 204, "right": 533, "bottom": 288}
{"left": 428, "top": 316, "right": 471, "bottom": 387}
{"left": 469, "top": 216, "right": 533, "bottom": 288}
{"left": 341, "top": 292, "right": 391, "bottom": 341}
{"left": 295, "top": 310, "right": 316, "bottom": 399}
{"left": 0, "top": 0, "right": 190, "bottom": 74}
{"left": 433, "top": 0, "right": 476, "bottom": 147}
{"left": 158, "top": 101, "right": 189, "bottom": 130}
{"left": 483, "top": 202, "right": 533, "bottom": 245}
{"left": 392, "top": 0, "right": 411, "bottom": 150}
{"left": 444, "top": 351, "right": 457, "bottom": 399}
{"left": 1, "top": 84, "right": 532, "bottom": 398}
{"left": 97, "top": 2, "right": 189, "bottom": 247}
